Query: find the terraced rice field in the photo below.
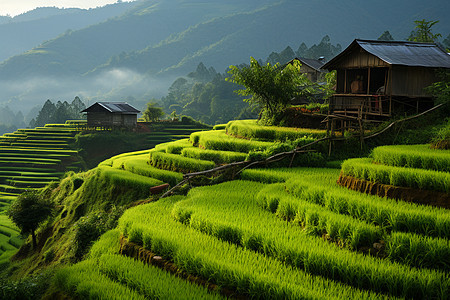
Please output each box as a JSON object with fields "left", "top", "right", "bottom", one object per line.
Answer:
{"left": 0, "top": 124, "right": 82, "bottom": 262}
{"left": 341, "top": 144, "right": 450, "bottom": 193}
{"left": 0, "top": 121, "right": 214, "bottom": 264}
{"left": 52, "top": 121, "right": 449, "bottom": 299}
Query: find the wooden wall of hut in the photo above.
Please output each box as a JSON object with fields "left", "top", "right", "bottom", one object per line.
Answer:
{"left": 391, "top": 66, "right": 437, "bottom": 97}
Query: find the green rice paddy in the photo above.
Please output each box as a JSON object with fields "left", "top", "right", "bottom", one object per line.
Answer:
{"left": 2, "top": 120, "right": 449, "bottom": 299}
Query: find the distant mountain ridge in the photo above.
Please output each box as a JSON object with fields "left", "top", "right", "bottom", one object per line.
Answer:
{"left": 0, "top": 3, "right": 137, "bottom": 62}
{"left": 0, "top": 0, "right": 449, "bottom": 114}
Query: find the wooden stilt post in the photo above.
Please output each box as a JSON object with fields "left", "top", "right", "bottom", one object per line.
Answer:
{"left": 328, "top": 119, "right": 335, "bottom": 157}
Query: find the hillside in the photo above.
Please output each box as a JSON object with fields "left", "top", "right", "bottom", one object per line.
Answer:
{"left": 0, "top": 3, "right": 137, "bottom": 62}
{"left": 0, "top": 0, "right": 449, "bottom": 114}
{"left": 1, "top": 117, "right": 448, "bottom": 299}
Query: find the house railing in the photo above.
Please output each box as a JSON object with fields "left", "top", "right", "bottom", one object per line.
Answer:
{"left": 329, "top": 94, "right": 391, "bottom": 119}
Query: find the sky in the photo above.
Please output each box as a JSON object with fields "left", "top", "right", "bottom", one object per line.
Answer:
{"left": 0, "top": 1, "right": 136, "bottom": 17}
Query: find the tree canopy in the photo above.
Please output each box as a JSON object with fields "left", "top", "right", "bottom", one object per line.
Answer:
{"left": 227, "top": 57, "right": 310, "bottom": 125}
{"left": 378, "top": 31, "right": 394, "bottom": 41}
{"left": 142, "top": 102, "right": 165, "bottom": 122}
{"left": 7, "top": 191, "right": 55, "bottom": 249}
{"left": 408, "top": 19, "right": 442, "bottom": 43}
{"left": 31, "top": 97, "right": 86, "bottom": 127}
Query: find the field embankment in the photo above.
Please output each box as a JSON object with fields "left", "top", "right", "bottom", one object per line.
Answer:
{"left": 2, "top": 120, "right": 449, "bottom": 299}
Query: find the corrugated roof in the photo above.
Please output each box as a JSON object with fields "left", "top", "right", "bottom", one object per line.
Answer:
{"left": 323, "top": 39, "right": 450, "bottom": 69}
{"left": 298, "top": 57, "right": 326, "bottom": 71}
{"left": 82, "top": 102, "right": 140, "bottom": 113}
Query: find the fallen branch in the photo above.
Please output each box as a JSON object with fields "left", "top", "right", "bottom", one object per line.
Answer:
{"left": 363, "top": 104, "right": 443, "bottom": 140}
{"left": 160, "top": 104, "right": 444, "bottom": 198}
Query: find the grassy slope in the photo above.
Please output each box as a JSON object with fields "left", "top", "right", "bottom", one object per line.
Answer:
{"left": 1, "top": 119, "right": 449, "bottom": 299}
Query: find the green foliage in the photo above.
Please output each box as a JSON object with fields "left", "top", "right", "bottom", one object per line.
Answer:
{"left": 377, "top": 31, "right": 394, "bottom": 41}
{"left": 431, "top": 119, "right": 450, "bottom": 149}
{"left": 6, "top": 190, "right": 54, "bottom": 248}
{"left": 1, "top": 271, "right": 54, "bottom": 300}
{"left": 161, "top": 65, "right": 249, "bottom": 125}
{"left": 142, "top": 102, "right": 165, "bottom": 122}
{"left": 295, "top": 35, "right": 342, "bottom": 62}
{"left": 425, "top": 69, "right": 450, "bottom": 108}
{"left": 32, "top": 97, "right": 86, "bottom": 127}
{"left": 227, "top": 57, "right": 310, "bottom": 125}
{"left": 72, "top": 206, "right": 124, "bottom": 261}
{"left": 322, "top": 70, "right": 336, "bottom": 99}
{"left": 407, "top": 19, "right": 442, "bottom": 43}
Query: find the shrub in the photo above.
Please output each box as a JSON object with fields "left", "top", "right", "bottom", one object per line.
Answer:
{"left": 72, "top": 206, "right": 125, "bottom": 261}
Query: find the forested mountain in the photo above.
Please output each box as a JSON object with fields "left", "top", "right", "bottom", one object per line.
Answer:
{"left": 0, "top": 0, "right": 449, "bottom": 117}
{"left": 0, "top": 3, "right": 137, "bottom": 62}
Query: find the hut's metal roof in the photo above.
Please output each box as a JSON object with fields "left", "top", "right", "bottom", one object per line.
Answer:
{"left": 323, "top": 39, "right": 450, "bottom": 69}
{"left": 82, "top": 102, "right": 140, "bottom": 114}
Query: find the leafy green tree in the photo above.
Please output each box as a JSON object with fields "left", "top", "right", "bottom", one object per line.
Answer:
{"left": 408, "top": 19, "right": 442, "bottom": 43}
{"left": 322, "top": 70, "right": 337, "bottom": 100}
{"left": 7, "top": 191, "right": 55, "bottom": 249}
{"left": 143, "top": 102, "right": 165, "bottom": 122}
{"left": 378, "top": 31, "right": 394, "bottom": 41}
{"left": 227, "top": 57, "right": 309, "bottom": 125}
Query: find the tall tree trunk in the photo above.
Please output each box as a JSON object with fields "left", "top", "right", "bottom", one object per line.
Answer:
{"left": 31, "top": 230, "right": 37, "bottom": 249}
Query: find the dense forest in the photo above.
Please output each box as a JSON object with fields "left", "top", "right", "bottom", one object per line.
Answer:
{"left": 158, "top": 35, "right": 342, "bottom": 125}
{"left": 0, "top": 0, "right": 449, "bottom": 119}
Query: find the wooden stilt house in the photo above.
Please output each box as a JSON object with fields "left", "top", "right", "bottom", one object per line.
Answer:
{"left": 81, "top": 102, "right": 140, "bottom": 129}
{"left": 322, "top": 39, "right": 450, "bottom": 132}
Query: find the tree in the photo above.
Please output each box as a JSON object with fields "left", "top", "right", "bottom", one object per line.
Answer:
{"left": 34, "top": 99, "right": 56, "bottom": 127}
{"left": 142, "top": 102, "right": 165, "bottom": 122}
{"left": 408, "top": 19, "right": 442, "bottom": 43}
{"left": 7, "top": 191, "right": 54, "bottom": 249}
{"left": 378, "top": 31, "right": 394, "bottom": 41}
{"left": 227, "top": 57, "right": 309, "bottom": 125}
{"left": 54, "top": 101, "right": 72, "bottom": 124}
{"left": 71, "top": 96, "right": 86, "bottom": 119}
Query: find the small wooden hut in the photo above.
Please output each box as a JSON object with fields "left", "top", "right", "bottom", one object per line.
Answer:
{"left": 81, "top": 102, "right": 140, "bottom": 128}
{"left": 322, "top": 39, "right": 450, "bottom": 130}
{"left": 287, "top": 57, "right": 327, "bottom": 82}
